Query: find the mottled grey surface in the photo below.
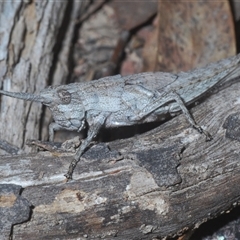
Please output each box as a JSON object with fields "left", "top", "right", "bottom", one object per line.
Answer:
{"left": 136, "top": 145, "right": 182, "bottom": 187}
{"left": 0, "top": 184, "right": 31, "bottom": 238}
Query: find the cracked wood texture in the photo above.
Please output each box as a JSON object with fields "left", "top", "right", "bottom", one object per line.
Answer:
{"left": 1, "top": 76, "right": 240, "bottom": 239}
{"left": 0, "top": 1, "right": 82, "bottom": 151}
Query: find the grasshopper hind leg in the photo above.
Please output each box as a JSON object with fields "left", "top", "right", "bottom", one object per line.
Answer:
{"left": 170, "top": 91, "right": 212, "bottom": 141}
{"left": 129, "top": 91, "right": 212, "bottom": 141}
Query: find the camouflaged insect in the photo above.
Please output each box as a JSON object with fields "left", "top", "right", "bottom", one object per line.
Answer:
{"left": 0, "top": 54, "right": 240, "bottom": 179}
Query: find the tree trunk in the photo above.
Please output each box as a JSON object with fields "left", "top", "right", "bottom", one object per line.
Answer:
{"left": 0, "top": 0, "right": 82, "bottom": 152}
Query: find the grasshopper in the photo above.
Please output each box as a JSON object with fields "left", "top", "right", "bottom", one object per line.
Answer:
{"left": 0, "top": 54, "right": 239, "bottom": 179}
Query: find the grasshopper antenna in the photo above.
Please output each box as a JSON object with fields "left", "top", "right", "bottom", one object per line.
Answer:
{"left": 0, "top": 90, "right": 42, "bottom": 102}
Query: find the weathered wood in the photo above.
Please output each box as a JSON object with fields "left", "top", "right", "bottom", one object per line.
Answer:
{"left": 0, "top": 1, "right": 83, "bottom": 151}
{"left": 0, "top": 184, "right": 31, "bottom": 240}
{"left": 1, "top": 76, "right": 240, "bottom": 239}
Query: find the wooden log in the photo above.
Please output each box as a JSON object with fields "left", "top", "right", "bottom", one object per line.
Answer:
{"left": 1, "top": 75, "right": 240, "bottom": 239}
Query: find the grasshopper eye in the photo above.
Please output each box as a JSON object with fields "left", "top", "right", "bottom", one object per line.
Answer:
{"left": 57, "top": 89, "right": 71, "bottom": 104}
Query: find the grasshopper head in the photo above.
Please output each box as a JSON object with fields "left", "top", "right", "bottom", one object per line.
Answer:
{"left": 39, "top": 87, "right": 72, "bottom": 107}
{"left": 0, "top": 85, "right": 74, "bottom": 107}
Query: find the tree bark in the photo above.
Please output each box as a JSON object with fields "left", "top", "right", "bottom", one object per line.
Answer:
{"left": 0, "top": 0, "right": 83, "bottom": 151}
{"left": 1, "top": 75, "right": 240, "bottom": 239}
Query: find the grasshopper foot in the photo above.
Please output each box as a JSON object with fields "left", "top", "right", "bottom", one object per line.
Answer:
{"left": 64, "top": 159, "right": 78, "bottom": 180}
{"left": 64, "top": 173, "right": 72, "bottom": 180}
{"left": 203, "top": 130, "right": 213, "bottom": 141}
{"left": 195, "top": 126, "right": 213, "bottom": 141}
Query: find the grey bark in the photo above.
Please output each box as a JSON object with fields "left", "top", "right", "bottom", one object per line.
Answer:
{"left": 0, "top": 0, "right": 83, "bottom": 151}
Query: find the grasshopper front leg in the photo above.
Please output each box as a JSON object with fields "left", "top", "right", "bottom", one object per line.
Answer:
{"left": 48, "top": 122, "right": 63, "bottom": 142}
{"left": 64, "top": 113, "right": 107, "bottom": 180}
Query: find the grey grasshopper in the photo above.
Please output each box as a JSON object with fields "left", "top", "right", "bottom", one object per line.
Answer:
{"left": 0, "top": 54, "right": 240, "bottom": 179}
